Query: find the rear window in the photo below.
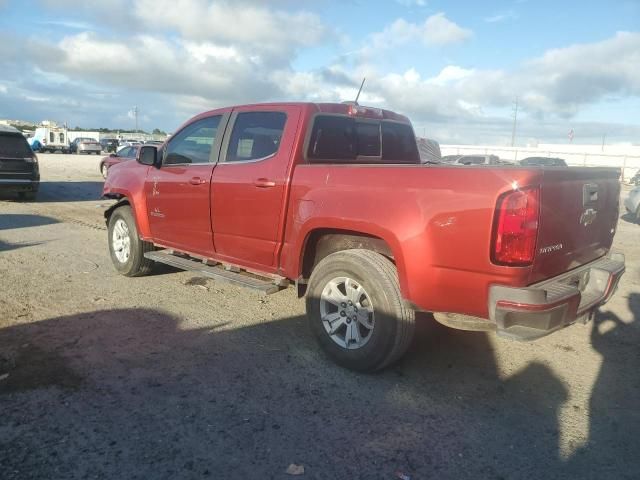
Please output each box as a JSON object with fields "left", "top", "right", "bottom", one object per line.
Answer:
{"left": 307, "top": 115, "right": 419, "bottom": 164}
{"left": 0, "top": 133, "right": 32, "bottom": 157}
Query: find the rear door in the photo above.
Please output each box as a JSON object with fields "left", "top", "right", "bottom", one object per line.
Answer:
{"left": 530, "top": 167, "right": 621, "bottom": 283}
{"left": 145, "top": 113, "right": 228, "bottom": 257}
{"left": 210, "top": 105, "right": 301, "bottom": 270}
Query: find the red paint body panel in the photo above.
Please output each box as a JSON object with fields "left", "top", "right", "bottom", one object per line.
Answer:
{"left": 210, "top": 104, "right": 303, "bottom": 270}
{"left": 103, "top": 102, "right": 621, "bottom": 321}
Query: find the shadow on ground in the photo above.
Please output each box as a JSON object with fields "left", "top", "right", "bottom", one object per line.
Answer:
{"left": 620, "top": 212, "right": 638, "bottom": 225}
{"left": 36, "top": 181, "right": 105, "bottom": 202}
{"left": 0, "top": 298, "right": 638, "bottom": 479}
{"left": 0, "top": 214, "right": 59, "bottom": 252}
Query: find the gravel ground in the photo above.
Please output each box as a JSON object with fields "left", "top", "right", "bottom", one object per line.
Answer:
{"left": 1, "top": 153, "right": 639, "bottom": 479}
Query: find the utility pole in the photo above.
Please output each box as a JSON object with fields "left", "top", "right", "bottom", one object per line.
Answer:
{"left": 601, "top": 133, "right": 606, "bottom": 151}
{"left": 133, "top": 106, "right": 138, "bottom": 134}
{"left": 510, "top": 96, "right": 518, "bottom": 147}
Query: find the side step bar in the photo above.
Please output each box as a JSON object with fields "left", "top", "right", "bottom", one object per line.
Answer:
{"left": 144, "top": 250, "right": 285, "bottom": 295}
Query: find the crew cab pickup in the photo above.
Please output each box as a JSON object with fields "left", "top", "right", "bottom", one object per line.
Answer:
{"left": 103, "top": 102, "right": 625, "bottom": 371}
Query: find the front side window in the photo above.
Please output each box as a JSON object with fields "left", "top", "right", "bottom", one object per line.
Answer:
{"left": 225, "top": 111, "right": 287, "bottom": 162}
{"left": 307, "top": 115, "right": 419, "bottom": 164}
{"left": 164, "top": 115, "right": 221, "bottom": 165}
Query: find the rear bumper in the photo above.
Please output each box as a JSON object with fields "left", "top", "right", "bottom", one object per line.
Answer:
{"left": 488, "top": 252, "right": 625, "bottom": 341}
{"left": 0, "top": 177, "right": 40, "bottom": 192}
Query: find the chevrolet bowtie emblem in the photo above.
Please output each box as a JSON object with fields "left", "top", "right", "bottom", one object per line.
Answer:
{"left": 580, "top": 208, "right": 597, "bottom": 226}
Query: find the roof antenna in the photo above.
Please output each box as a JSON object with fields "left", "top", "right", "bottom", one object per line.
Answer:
{"left": 354, "top": 77, "right": 366, "bottom": 105}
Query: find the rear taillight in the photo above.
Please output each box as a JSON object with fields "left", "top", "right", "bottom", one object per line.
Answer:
{"left": 492, "top": 186, "right": 540, "bottom": 266}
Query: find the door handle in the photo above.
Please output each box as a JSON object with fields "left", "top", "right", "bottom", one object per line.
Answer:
{"left": 254, "top": 178, "right": 276, "bottom": 188}
{"left": 189, "top": 177, "right": 206, "bottom": 185}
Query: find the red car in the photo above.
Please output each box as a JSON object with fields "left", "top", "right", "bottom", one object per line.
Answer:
{"left": 102, "top": 102, "right": 624, "bottom": 371}
{"left": 99, "top": 145, "right": 141, "bottom": 178}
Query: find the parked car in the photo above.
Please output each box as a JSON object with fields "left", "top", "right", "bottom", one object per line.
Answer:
{"left": 27, "top": 137, "right": 43, "bottom": 152}
{"left": 144, "top": 140, "right": 164, "bottom": 146}
{"left": 103, "top": 102, "right": 625, "bottom": 372}
{"left": 441, "top": 154, "right": 463, "bottom": 163}
{"left": 628, "top": 171, "right": 640, "bottom": 186}
{"left": 0, "top": 124, "right": 40, "bottom": 200}
{"left": 119, "top": 139, "right": 142, "bottom": 147}
{"left": 520, "top": 157, "right": 568, "bottom": 167}
{"left": 624, "top": 186, "right": 640, "bottom": 222}
{"left": 99, "top": 145, "right": 140, "bottom": 178}
{"left": 454, "top": 154, "right": 512, "bottom": 166}
{"left": 70, "top": 137, "right": 102, "bottom": 155}
{"left": 100, "top": 138, "right": 119, "bottom": 153}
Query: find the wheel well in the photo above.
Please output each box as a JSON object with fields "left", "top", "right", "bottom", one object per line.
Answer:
{"left": 300, "top": 230, "right": 394, "bottom": 287}
{"left": 104, "top": 198, "right": 130, "bottom": 224}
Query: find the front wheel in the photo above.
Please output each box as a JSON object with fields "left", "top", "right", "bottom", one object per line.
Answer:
{"left": 306, "top": 249, "right": 415, "bottom": 372}
{"left": 100, "top": 163, "right": 108, "bottom": 179}
{"left": 107, "top": 206, "right": 154, "bottom": 277}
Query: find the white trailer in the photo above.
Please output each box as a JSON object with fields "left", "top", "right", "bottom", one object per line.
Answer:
{"left": 33, "top": 123, "right": 70, "bottom": 153}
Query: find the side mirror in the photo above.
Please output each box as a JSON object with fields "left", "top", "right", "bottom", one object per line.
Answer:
{"left": 138, "top": 145, "right": 158, "bottom": 167}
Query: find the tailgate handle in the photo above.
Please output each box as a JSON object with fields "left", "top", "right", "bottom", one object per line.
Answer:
{"left": 583, "top": 184, "right": 598, "bottom": 206}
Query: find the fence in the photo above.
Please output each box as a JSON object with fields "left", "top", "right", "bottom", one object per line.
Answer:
{"left": 440, "top": 145, "right": 640, "bottom": 183}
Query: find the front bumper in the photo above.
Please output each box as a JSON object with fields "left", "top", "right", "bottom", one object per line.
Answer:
{"left": 488, "top": 253, "right": 625, "bottom": 341}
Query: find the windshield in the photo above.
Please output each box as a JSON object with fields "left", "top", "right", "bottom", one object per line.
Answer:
{"left": 0, "top": 133, "right": 32, "bottom": 157}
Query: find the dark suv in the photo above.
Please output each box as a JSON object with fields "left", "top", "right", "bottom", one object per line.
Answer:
{"left": 0, "top": 125, "right": 40, "bottom": 200}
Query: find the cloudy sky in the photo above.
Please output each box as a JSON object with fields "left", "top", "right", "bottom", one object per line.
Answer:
{"left": 0, "top": 0, "right": 639, "bottom": 145}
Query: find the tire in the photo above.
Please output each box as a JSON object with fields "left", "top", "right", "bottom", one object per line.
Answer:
{"left": 306, "top": 249, "right": 415, "bottom": 372}
{"left": 18, "top": 190, "right": 37, "bottom": 202}
{"left": 636, "top": 205, "right": 640, "bottom": 224}
{"left": 107, "top": 205, "right": 154, "bottom": 277}
{"left": 100, "top": 163, "right": 108, "bottom": 179}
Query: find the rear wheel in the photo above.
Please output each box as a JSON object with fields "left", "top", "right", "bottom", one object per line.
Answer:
{"left": 306, "top": 249, "right": 415, "bottom": 372}
{"left": 107, "top": 206, "right": 154, "bottom": 277}
{"left": 18, "top": 190, "right": 37, "bottom": 202}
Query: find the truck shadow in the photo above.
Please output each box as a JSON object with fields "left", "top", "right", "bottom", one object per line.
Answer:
{"left": 0, "top": 304, "right": 637, "bottom": 479}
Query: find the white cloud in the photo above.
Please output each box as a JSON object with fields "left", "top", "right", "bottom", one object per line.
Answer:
{"left": 484, "top": 11, "right": 518, "bottom": 23}
{"left": 368, "top": 13, "right": 472, "bottom": 53}
{"left": 395, "top": 0, "right": 427, "bottom": 6}
{"left": 132, "top": 0, "right": 327, "bottom": 64}
{"left": 422, "top": 12, "right": 473, "bottom": 45}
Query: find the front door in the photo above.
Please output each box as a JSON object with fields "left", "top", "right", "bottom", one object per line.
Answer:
{"left": 211, "top": 106, "right": 301, "bottom": 270}
{"left": 145, "top": 114, "right": 226, "bottom": 257}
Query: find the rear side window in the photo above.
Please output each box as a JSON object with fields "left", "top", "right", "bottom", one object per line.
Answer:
{"left": 164, "top": 115, "right": 221, "bottom": 165}
{"left": 0, "top": 134, "right": 32, "bottom": 157}
{"left": 225, "top": 111, "right": 287, "bottom": 162}
{"left": 307, "top": 115, "right": 419, "bottom": 164}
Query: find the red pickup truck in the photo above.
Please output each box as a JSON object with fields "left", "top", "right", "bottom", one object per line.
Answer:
{"left": 103, "top": 102, "right": 625, "bottom": 371}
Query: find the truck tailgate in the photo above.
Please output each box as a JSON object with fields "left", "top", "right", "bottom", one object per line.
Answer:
{"left": 530, "top": 167, "right": 620, "bottom": 284}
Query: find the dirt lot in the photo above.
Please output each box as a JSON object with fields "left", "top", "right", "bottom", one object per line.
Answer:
{"left": 1, "top": 153, "right": 639, "bottom": 479}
